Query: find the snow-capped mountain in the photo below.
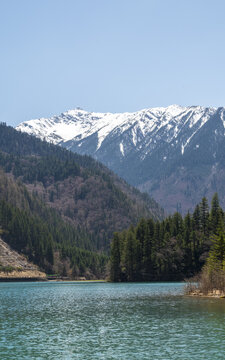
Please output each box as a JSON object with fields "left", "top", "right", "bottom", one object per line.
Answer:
{"left": 16, "top": 105, "right": 225, "bottom": 213}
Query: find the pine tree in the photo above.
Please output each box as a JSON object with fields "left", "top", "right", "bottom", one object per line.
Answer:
{"left": 210, "top": 193, "right": 222, "bottom": 234}
{"left": 193, "top": 204, "right": 200, "bottom": 231}
{"left": 142, "top": 222, "right": 153, "bottom": 280}
{"left": 110, "top": 233, "right": 121, "bottom": 282}
{"left": 123, "top": 229, "right": 139, "bottom": 281}
{"left": 183, "top": 212, "right": 192, "bottom": 273}
{"left": 200, "top": 197, "right": 209, "bottom": 236}
{"left": 208, "top": 224, "right": 225, "bottom": 270}
{"left": 136, "top": 218, "right": 147, "bottom": 259}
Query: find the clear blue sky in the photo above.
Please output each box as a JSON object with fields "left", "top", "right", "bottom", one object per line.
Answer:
{"left": 1, "top": 0, "right": 225, "bottom": 126}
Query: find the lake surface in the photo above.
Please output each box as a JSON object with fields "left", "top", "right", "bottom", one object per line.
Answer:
{"left": 0, "top": 282, "right": 225, "bottom": 359}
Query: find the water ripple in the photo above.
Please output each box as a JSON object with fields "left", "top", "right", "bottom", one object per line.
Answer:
{"left": 0, "top": 282, "right": 225, "bottom": 359}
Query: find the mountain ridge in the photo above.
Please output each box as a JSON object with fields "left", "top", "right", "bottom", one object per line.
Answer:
{"left": 16, "top": 105, "right": 225, "bottom": 213}
{"left": 16, "top": 105, "right": 219, "bottom": 152}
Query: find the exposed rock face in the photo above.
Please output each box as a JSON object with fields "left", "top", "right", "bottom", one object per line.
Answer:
{"left": 0, "top": 237, "right": 46, "bottom": 279}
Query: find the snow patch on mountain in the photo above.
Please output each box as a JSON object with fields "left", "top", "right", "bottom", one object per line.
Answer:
{"left": 120, "top": 142, "right": 124, "bottom": 156}
{"left": 16, "top": 105, "right": 221, "bottom": 164}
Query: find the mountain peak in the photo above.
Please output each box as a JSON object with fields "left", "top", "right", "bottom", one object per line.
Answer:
{"left": 16, "top": 104, "right": 221, "bottom": 148}
{"left": 16, "top": 105, "right": 225, "bottom": 213}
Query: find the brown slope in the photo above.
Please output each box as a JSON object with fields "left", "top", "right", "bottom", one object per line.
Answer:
{"left": 25, "top": 170, "right": 163, "bottom": 250}
{"left": 0, "top": 237, "right": 46, "bottom": 280}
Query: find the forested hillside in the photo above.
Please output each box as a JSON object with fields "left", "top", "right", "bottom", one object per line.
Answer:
{"left": 0, "top": 122, "right": 163, "bottom": 279}
{"left": 0, "top": 171, "right": 107, "bottom": 278}
{"left": 0, "top": 122, "right": 163, "bottom": 249}
{"left": 110, "top": 194, "right": 223, "bottom": 282}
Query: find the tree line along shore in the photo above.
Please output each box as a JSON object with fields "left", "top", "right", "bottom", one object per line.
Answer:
{"left": 110, "top": 193, "right": 225, "bottom": 296}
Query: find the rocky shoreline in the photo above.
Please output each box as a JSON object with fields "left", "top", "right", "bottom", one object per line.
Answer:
{"left": 185, "top": 287, "right": 225, "bottom": 299}
{"left": 187, "top": 288, "right": 225, "bottom": 298}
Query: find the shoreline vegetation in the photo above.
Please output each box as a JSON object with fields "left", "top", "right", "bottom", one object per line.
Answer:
{"left": 0, "top": 268, "right": 225, "bottom": 300}
{"left": 185, "top": 266, "right": 225, "bottom": 298}
{"left": 0, "top": 266, "right": 107, "bottom": 282}
{"left": 0, "top": 275, "right": 107, "bottom": 282}
{"left": 0, "top": 269, "right": 46, "bottom": 281}
{"left": 110, "top": 193, "right": 225, "bottom": 295}
{"left": 2, "top": 193, "right": 225, "bottom": 293}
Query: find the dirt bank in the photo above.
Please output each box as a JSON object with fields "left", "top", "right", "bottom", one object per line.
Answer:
{"left": 0, "top": 237, "right": 46, "bottom": 280}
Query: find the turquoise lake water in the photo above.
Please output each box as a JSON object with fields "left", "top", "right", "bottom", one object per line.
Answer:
{"left": 0, "top": 282, "right": 224, "bottom": 359}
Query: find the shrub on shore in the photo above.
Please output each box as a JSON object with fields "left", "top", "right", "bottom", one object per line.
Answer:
{"left": 185, "top": 265, "right": 225, "bottom": 296}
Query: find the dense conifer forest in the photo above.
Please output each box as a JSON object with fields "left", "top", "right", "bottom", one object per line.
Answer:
{"left": 0, "top": 122, "right": 164, "bottom": 278}
{"left": 0, "top": 171, "right": 107, "bottom": 277}
{"left": 110, "top": 193, "right": 225, "bottom": 282}
{"left": 0, "top": 122, "right": 164, "bottom": 249}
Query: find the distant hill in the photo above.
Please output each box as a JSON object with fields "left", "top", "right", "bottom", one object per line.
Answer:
{"left": 16, "top": 105, "right": 225, "bottom": 214}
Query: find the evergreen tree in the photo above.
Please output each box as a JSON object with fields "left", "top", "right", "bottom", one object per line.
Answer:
{"left": 142, "top": 221, "right": 153, "bottom": 280}
{"left": 123, "top": 229, "right": 139, "bottom": 281}
{"left": 200, "top": 197, "right": 209, "bottom": 236}
{"left": 183, "top": 212, "right": 192, "bottom": 273}
{"left": 210, "top": 193, "right": 222, "bottom": 234}
{"left": 207, "top": 222, "right": 225, "bottom": 270}
{"left": 109, "top": 196, "right": 225, "bottom": 282}
{"left": 193, "top": 204, "right": 201, "bottom": 231}
{"left": 110, "top": 233, "right": 121, "bottom": 282}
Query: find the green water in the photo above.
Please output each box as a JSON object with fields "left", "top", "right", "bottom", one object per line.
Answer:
{"left": 0, "top": 282, "right": 224, "bottom": 359}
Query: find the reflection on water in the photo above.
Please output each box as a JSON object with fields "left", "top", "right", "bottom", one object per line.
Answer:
{"left": 0, "top": 282, "right": 225, "bottom": 359}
